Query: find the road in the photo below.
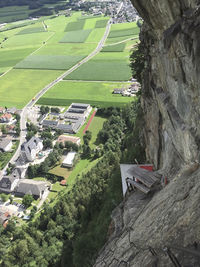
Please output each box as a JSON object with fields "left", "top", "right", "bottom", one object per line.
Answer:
{"left": 1, "top": 19, "right": 112, "bottom": 176}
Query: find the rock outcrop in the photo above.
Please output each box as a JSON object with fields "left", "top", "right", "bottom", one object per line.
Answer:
{"left": 95, "top": 1, "right": 200, "bottom": 266}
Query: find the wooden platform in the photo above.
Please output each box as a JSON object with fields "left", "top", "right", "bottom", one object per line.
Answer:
{"left": 127, "top": 166, "right": 160, "bottom": 188}
{"left": 126, "top": 178, "right": 150, "bottom": 194}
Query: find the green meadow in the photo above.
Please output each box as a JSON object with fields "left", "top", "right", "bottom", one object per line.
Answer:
{"left": 0, "top": 69, "right": 63, "bottom": 108}
{"left": 101, "top": 43, "right": 126, "bottom": 52}
{"left": 15, "top": 55, "right": 85, "bottom": 70}
{"left": 60, "top": 29, "right": 92, "bottom": 43}
{"left": 37, "top": 81, "right": 133, "bottom": 107}
{"left": 64, "top": 43, "right": 132, "bottom": 81}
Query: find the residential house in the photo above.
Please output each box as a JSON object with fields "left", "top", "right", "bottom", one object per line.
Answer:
{"left": 0, "top": 212, "right": 10, "bottom": 228}
{"left": 0, "top": 107, "right": 5, "bottom": 114}
{"left": 113, "top": 88, "right": 125, "bottom": 94}
{"left": 20, "top": 136, "right": 43, "bottom": 162}
{"left": 0, "top": 139, "right": 12, "bottom": 152}
{"left": 6, "top": 107, "right": 17, "bottom": 114}
{"left": 12, "top": 167, "right": 26, "bottom": 179}
{"left": 62, "top": 152, "right": 77, "bottom": 168}
{"left": 57, "top": 135, "right": 81, "bottom": 146}
{"left": 15, "top": 179, "right": 50, "bottom": 199}
{"left": 0, "top": 174, "right": 19, "bottom": 194}
{"left": 0, "top": 113, "right": 12, "bottom": 123}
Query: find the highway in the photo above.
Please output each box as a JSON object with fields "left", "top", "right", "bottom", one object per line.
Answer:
{"left": 0, "top": 19, "right": 112, "bottom": 176}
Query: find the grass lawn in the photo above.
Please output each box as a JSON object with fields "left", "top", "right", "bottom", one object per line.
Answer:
{"left": 37, "top": 81, "right": 134, "bottom": 108}
{"left": 32, "top": 177, "right": 47, "bottom": 181}
{"left": 65, "top": 20, "right": 86, "bottom": 32}
{"left": 60, "top": 29, "right": 92, "bottom": 43}
{"left": 101, "top": 43, "right": 126, "bottom": 52}
{"left": 48, "top": 181, "right": 66, "bottom": 200}
{"left": 87, "top": 116, "right": 106, "bottom": 148}
{"left": 0, "top": 141, "right": 19, "bottom": 170}
{"left": 0, "top": 69, "right": 63, "bottom": 108}
{"left": 15, "top": 55, "right": 86, "bottom": 70}
{"left": 0, "top": 47, "right": 38, "bottom": 68}
{"left": 49, "top": 165, "right": 71, "bottom": 179}
{"left": 66, "top": 158, "right": 100, "bottom": 190}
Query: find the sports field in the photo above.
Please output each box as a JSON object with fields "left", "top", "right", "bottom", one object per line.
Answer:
{"left": 37, "top": 81, "right": 133, "bottom": 108}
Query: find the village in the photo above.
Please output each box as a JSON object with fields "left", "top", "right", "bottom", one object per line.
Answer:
{"left": 0, "top": 102, "right": 92, "bottom": 226}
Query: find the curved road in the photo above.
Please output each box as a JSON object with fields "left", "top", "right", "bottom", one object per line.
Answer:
{"left": 5, "top": 19, "right": 112, "bottom": 171}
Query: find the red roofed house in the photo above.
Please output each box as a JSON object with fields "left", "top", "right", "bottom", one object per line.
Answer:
{"left": 0, "top": 113, "right": 12, "bottom": 123}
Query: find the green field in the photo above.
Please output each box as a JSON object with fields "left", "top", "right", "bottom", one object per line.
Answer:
{"left": 60, "top": 29, "right": 92, "bottom": 43}
{"left": 35, "top": 43, "right": 96, "bottom": 56}
{"left": 65, "top": 20, "right": 86, "bottom": 31}
{"left": 101, "top": 43, "right": 126, "bottom": 52}
{"left": 65, "top": 60, "right": 131, "bottom": 81}
{"left": 37, "top": 81, "right": 133, "bottom": 107}
{"left": 2, "top": 32, "right": 53, "bottom": 48}
{"left": 15, "top": 55, "right": 85, "bottom": 70}
{"left": 106, "top": 22, "right": 139, "bottom": 44}
{"left": 0, "top": 47, "right": 38, "bottom": 68}
{"left": 85, "top": 28, "right": 105, "bottom": 43}
{"left": 16, "top": 27, "right": 46, "bottom": 35}
{"left": 87, "top": 116, "right": 106, "bottom": 148}
{"left": 64, "top": 50, "right": 131, "bottom": 81}
{"left": 108, "top": 28, "right": 139, "bottom": 38}
{"left": 95, "top": 19, "right": 109, "bottom": 28}
{"left": 0, "top": 69, "right": 63, "bottom": 108}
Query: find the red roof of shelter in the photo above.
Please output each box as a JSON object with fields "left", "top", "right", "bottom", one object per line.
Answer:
{"left": 60, "top": 180, "right": 67, "bottom": 186}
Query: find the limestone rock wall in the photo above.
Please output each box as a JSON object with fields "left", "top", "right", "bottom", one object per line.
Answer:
{"left": 94, "top": 1, "right": 200, "bottom": 266}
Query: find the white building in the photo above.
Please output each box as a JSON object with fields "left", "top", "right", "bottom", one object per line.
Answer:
{"left": 21, "top": 136, "right": 43, "bottom": 162}
{"left": 62, "top": 152, "right": 77, "bottom": 168}
{"left": 0, "top": 139, "right": 12, "bottom": 152}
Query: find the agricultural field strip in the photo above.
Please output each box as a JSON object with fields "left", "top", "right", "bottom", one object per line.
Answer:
{"left": 0, "top": 31, "right": 55, "bottom": 76}
{"left": 0, "top": 67, "right": 12, "bottom": 78}
{"left": 104, "top": 36, "right": 138, "bottom": 46}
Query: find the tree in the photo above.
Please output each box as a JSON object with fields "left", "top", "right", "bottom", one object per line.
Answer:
{"left": 22, "top": 195, "right": 34, "bottom": 208}
{"left": 0, "top": 193, "right": 8, "bottom": 202}
{"left": 40, "top": 106, "right": 49, "bottom": 115}
{"left": 43, "top": 139, "right": 53, "bottom": 149}
{"left": 9, "top": 195, "right": 13, "bottom": 204}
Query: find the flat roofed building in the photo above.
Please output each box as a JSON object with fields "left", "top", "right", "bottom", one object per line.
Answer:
{"left": 62, "top": 152, "right": 77, "bottom": 168}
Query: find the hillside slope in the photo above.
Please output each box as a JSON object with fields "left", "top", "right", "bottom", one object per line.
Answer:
{"left": 95, "top": 0, "right": 200, "bottom": 266}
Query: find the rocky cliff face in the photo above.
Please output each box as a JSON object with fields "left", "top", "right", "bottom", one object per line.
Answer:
{"left": 94, "top": 1, "right": 200, "bottom": 266}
